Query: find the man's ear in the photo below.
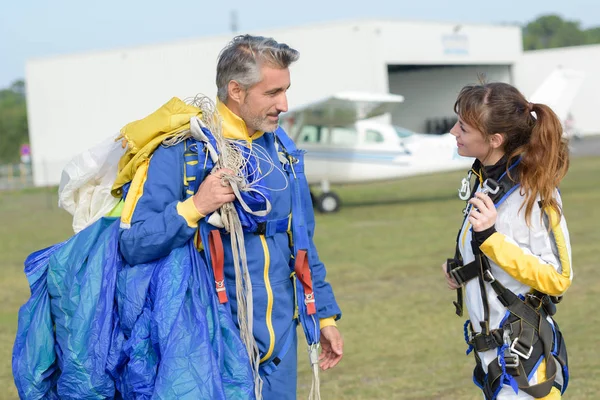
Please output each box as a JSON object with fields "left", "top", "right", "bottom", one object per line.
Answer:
{"left": 490, "top": 133, "right": 505, "bottom": 149}
{"left": 228, "top": 80, "right": 244, "bottom": 104}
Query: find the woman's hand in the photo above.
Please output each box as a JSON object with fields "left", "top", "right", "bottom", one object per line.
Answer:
{"left": 468, "top": 192, "right": 497, "bottom": 232}
{"left": 442, "top": 261, "right": 461, "bottom": 290}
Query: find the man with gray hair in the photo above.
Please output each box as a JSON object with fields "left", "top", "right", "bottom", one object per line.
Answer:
{"left": 118, "top": 34, "right": 343, "bottom": 399}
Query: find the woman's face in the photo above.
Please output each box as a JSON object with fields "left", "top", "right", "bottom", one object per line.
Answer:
{"left": 450, "top": 117, "right": 492, "bottom": 161}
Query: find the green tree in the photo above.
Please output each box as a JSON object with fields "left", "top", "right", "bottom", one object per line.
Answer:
{"left": 584, "top": 27, "right": 600, "bottom": 44}
{"left": 0, "top": 79, "right": 29, "bottom": 163}
{"left": 523, "top": 14, "right": 600, "bottom": 50}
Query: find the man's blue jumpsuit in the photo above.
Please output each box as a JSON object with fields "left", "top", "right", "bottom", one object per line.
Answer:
{"left": 118, "top": 100, "right": 341, "bottom": 399}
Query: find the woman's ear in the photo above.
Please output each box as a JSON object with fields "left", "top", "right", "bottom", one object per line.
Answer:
{"left": 489, "top": 133, "right": 505, "bottom": 150}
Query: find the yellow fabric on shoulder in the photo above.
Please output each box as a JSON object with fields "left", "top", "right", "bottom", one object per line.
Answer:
{"left": 216, "top": 99, "right": 265, "bottom": 142}
{"left": 120, "top": 159, "right": 150, "bottom": 227}
{"left": 319, "top": 317, "right": 337, "bottom": 329}
{"left": 479, "top": 232, "right": 571, "bottom": 296}
{"left": 112, "top": 97, "right": 201, "bottom": 197}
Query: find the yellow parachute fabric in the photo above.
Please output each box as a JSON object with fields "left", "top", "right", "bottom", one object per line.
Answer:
{"left": 111, "top": 97, "right": 201, "bottom": 197}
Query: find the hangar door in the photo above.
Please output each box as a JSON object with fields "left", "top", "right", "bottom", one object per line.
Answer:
{"left": 388, "top": 65, "right": 512, "bottom": 134}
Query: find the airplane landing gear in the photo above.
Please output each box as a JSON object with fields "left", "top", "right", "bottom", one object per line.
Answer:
{"left": 315, "top": 192, "right": 341, "bottom": 213}
{"left": 310, "top": 180, "right": 341, "bottom": 213}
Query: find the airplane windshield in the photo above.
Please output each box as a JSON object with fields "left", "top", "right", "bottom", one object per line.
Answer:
{"left": 393, "top": 126, "right": 416, "bottom": 139}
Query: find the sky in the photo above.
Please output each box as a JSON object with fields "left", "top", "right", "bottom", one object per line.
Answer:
{"left": 1, "top": 0, "right": 600, "bottom": 88}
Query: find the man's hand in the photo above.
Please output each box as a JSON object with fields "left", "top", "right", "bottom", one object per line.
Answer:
{"left": 468, "top": 192, "right": 497, "bottom": 232}
{"left": 319, "top": 326, "right": 343, "bottom": 370}
{"left": 192, "top": 168, "right": 236, "bottom": 215}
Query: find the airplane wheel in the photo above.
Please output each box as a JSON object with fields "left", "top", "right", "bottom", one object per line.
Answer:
{"left": 316, "top": 192, "right": 341, "bottom": 213}
{"left": 310, "top": 191, "right": 316, "bottom": 206}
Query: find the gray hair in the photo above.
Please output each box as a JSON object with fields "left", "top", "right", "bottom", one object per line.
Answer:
{"left": 216, "top": 34, "right": 300, "bottom": 102}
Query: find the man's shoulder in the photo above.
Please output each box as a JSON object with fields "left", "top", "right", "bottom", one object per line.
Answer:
{"left": 152, "top": 139, "right": 200, "bottom": 160}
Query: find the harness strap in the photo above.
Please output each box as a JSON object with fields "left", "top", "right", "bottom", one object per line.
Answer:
{"left": 477, "top": 252, "right": 492, "bottom": 335}
{"left": 485, "top": 276, "right": 558, "bottom": 398}
{"left": 470, "top": 329, "right": 504, "bottom": 353}
{"left": 446, "top": 258, "right": 464, "bottom": 316}
{"left": 259, "top": 322, "right": 297, "bottom": 376}
{"left": 254, "top": 216, "right": 291, "bottom": 237}
{"left": 448, "top": 159, "right": 521, "bottom": 318}
{"left": 208, "top": 229, "right": 228, "bottom": 304}
{"left": 294, "top": 249, "right": 316, "bottom": 315}
{"left": 449, "top": 259, "right": 481, "bottom": 286}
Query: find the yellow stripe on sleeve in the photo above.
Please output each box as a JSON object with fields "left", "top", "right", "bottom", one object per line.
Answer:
{"left": 546, "top": 207, "right": 572, "bottom": 281}
{"left": 480, "top": 232, "right": 571, "bottom": 296}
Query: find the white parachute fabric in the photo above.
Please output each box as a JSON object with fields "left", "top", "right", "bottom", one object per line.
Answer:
{"left": 58, "top": 135, "right": 124, "bottom": 233}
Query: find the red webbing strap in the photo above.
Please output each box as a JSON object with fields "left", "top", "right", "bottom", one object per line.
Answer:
{"left": 294, "top": 249, "right": 316, "bottom": 315}
{"left": 209, "top": 230, "right": 228, "bottom": 304}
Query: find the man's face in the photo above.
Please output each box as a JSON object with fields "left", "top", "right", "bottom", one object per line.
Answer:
{"left": 239, "top": 65, "right": 291, "bottom": 134}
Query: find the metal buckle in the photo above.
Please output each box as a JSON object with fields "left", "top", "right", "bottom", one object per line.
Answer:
{"left": 510, "top": 338, "right": 533, "bottom": 360}
{"left": 482, "top": 178, "right": 500, "bottom": 195}
{"left": 449, "top": 268, "right": 465, "bottom": 286}
{"left": 483, "top": 269, "right": 496, "bottom": 283}
{"left": 304, "top": 293, "right": 315, "bottom": 305}
{"left": 501, "top": 352, "right": 520, "bottom": 369}
{"left": 526, "top": 292, "right": 544, "bottom": 310}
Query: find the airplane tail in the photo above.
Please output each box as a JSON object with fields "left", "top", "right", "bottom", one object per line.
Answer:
{"left": 529, "top": 68, "right": 585, "bottom": 122}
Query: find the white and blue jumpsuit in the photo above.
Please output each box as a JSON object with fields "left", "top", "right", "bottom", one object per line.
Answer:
{"left": 457, "top": 161, "right": 573, "bottom": 400}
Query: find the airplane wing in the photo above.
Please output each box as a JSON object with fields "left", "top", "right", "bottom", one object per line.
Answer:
{"left": 281, "top": 91, "right": 405, "bottom": 131}
{"left": 529, "top": 68, "right": 585, "bottom": 122}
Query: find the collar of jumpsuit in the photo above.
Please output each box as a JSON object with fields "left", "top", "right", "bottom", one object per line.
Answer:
{"left": 216, "top": 99, "right": 266, "bottom": 142}
{"left": 472, "top": 154, "right": 511, "bottom": 183}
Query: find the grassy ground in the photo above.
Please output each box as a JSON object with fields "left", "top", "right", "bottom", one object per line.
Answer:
{"left": 1, "top": 157, "right": 598, "bottom": 399}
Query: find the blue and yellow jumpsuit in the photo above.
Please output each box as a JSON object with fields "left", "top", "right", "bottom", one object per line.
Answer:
{"left": 118, "top": 100, "right": 341, "bottom": 399}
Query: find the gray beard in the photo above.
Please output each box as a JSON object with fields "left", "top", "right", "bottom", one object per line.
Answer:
{"left": 240, "top": 105, "right": 277, "bottom": 133}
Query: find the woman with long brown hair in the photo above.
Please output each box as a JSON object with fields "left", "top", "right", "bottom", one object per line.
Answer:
{"left": 442, "top": 82, "right": 572, "bottom": 399}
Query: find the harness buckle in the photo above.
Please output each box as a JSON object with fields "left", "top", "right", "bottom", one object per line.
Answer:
{"left": 482, "top": 178, "right": 500, "bottom": 195}
{"left": 501, "top": 351, "right": 520, "bottom": 369}
{"left": 510, "top": 337, "right": 533, "bottom": 360}
{"left": 449, "top": 268, "right": 464, "bottom": 286}
{"left": 255, "top": 222, "right": 266, "bottom": 235}
{"left": 304, "top": 292, "right": 315, "bottom": 305}
{"left": 483, "top": 269, "right": 496, "bottom": 283}
{"left": 215, "top": 280, "right": 226, "bottom": 292}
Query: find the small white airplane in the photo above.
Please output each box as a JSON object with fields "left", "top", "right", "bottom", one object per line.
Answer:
{"left": 280, "top": 92, "right": 473, "bottom": 213}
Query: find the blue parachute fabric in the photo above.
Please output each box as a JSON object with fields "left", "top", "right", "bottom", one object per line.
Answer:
{"left": 12, "top": 243, "right": 66, "bottom": 400}
{"left": 47, "top": 217, "right": 123, "bottom": 399}
{"left": 13, "top": 216, "right": 255, "bottom": 399}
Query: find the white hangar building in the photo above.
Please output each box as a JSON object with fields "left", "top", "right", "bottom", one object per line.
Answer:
{"left": 26, "top": 19, "right": 525, "bottom": 186}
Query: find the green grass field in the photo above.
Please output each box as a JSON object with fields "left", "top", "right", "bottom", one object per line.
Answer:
{"left": 1, "top": 157, "right": 598, "bottom": 400}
